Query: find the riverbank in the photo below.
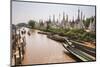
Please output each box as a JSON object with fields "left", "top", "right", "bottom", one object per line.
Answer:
{"left": 39, "top": 28, "right": 95, "bottom": 43}
{"left": 37, "top": 29, "right": 95, "bottom": 49}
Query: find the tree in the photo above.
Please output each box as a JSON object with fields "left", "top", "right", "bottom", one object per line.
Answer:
{"left": 28, "top": 20, "right": 36, "bottom": 29}
{"left": 83, "top": 17, "right": 94, "bottom": 29}
{"left": 46, "top": 20, "right": 51, "bottom": 30}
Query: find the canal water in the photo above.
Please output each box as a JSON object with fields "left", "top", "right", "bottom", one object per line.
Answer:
{"left": 21, "top": 28, "right": 76, "bottom": 65}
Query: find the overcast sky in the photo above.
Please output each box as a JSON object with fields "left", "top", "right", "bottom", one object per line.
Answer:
{"left": 12, "top": 1, "right": 95, "bottom": 24}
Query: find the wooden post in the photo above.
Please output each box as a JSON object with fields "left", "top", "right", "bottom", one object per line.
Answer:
{"left": 22, "top": 43, "right": 24, "bottom": 55}
{"left": 18, "top": 47, "right": 22, "bottom": 64}
{"left": 14, "top": 54, "right": 16, "bottom": 66}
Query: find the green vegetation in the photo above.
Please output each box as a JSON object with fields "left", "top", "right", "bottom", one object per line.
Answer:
{"left": 46, "top": 20, "right": 51, "bottom": 30}
{"left": 83, "top": 16, "right": 94, "bottom": 28}
{"left": 41, "top": 28, "right": 95, "bottom": 42}
{"left": 28, "top": 20, "right": 36, "bottom": 29}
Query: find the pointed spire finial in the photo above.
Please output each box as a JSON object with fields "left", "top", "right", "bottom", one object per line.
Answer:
{"left": 53, "top": 14, "right": 55, "bottom": 22}
{"left": 78, "top": 9, "right": 80, "bottom": 21}
{"left": 63, "top": 12, "right": 65, "bottom": 21}
{"left": 81, "top": 11, "right": 83, "bottom": 20}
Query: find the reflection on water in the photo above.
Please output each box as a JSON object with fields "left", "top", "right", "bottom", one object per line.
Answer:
{"left": 22, "top": 28, "right": 75, "bottom": 65}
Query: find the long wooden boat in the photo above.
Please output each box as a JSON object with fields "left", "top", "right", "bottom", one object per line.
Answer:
{"left": 62, "top": 43, "right": 95, "bottom": 61}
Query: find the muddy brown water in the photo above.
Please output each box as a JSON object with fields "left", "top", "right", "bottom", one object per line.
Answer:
{"left": 21, "top": 28, "right": 76, "bottom": 65}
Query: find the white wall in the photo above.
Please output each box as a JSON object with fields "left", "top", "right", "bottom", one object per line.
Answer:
{"left": 0, "top": 0, "right": 100, "bottom": 67}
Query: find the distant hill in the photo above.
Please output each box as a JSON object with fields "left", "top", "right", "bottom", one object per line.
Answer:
{"left": 16, "top": 23, "right": 28, "bottom": 27}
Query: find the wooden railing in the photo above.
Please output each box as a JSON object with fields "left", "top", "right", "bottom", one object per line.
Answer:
{"left": 12, "top": 29, "right": 26, "bottom": 66}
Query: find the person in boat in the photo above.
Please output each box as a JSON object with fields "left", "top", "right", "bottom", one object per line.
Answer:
{"left": 21, "top": 30, "right": 24, "bottom": 35}
{"left": 27, "top": 31, "right": 31, "bottom": 36}
{"left": 23, "top": 28, "right": 25, "bottom": 34}
{"left": 17, "top": 29, "right": 21, "bottom": 40}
